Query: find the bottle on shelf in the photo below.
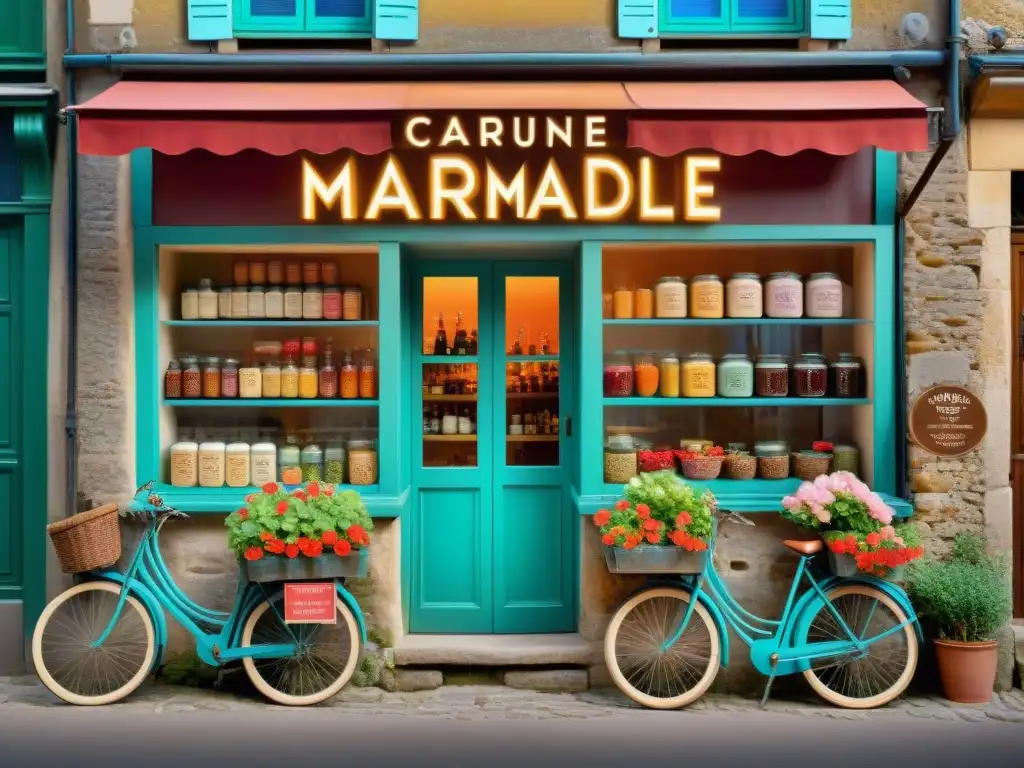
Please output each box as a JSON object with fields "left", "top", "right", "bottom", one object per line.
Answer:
{"left": 319, "top": 339, "right": 338, "bottom": 398}
{"left": 441, "top": 406, "right": 458, "bottom": 435}
{"left": 453, "top": 311, "right": 469, "bottom": 356}
{"left": 340, "top": 351, "right": 358, "bottom": 399}
{"left": 511, "top": 328, "right": 524, "bottom": 356}
{"left": 226, "top": 434, "right": 251, "bottom": 488}
{"left": 433, "top": 313, "right": 448, "bottom": 356}
{"left": 281, "top": 357, "right": 299, "bottom": 398}
{"left": 429, "top": 405, "right": 441, "bottom": 434}
{"left": 359, "top": 348, "right": 376, "bottom": 399}
{"left": 324, "top": 437, "right": 345, "bottom": 485}
{"left": 469, "top": 329, "right": 479, "bottom": 355}
{"left": 298, "top": 355, "right": 318, "bottom": 399}
{"left": 250, "top": 433, "right": 277, "bottom": 486}
{"left": 300, "top": 434, "right": 324, "bottom": 483}
{"left": 279, "top": 435, "right": 301, "bottom": 485}
{"left": 170, "top": 430, "right": 199, "bottom": 488}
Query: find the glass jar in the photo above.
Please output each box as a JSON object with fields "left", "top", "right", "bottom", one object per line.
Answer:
{"left": 301, "top": 336, "right": 318, "bottom": 357}
{"left": 198, "top": 440, "right": 226, "bottom": 488}
{"left": 181, "top": 356, "right": 201, "bottom": 398}
{"left": 793, "top": 353, "right": 828, "bottom": 397}
{"left": 281, "top": 358, "right": 299, "bottom": 398}
{"left": 279, "top": 440, "right": 301, "bottom": 485}
{"left": 602, "top": 293, "right": 613, "bottom": 319}
{"left": 755, "top": 354, "right": 790, "bottom": 397}
{"left": 300, "top": 440, "right": 324, "bottom": 483}
{"left": 612, "top": 286, "right": 634, "bottom": 319}
{"left": 342, "top": 286, "right": 363, "bottom": 321}
{"left": 322, "top": 260, "right": 339, "bottom": 286}
{"left": 303, "top": 260, "right": 321, "bottom": 285}
{"left": 635, "top": 288, "right": 653, "bottom": 319}
{"left": 832, "top": 444, "right": 860, "bottom": 475}
{"left": 197, "top": 278, "right": 218, "bottom": 319}
{"left": 225, "top": 440, "right": 251, "bottom": 488}
{"left": 634, "top": 353, "right": 660, "bottom": 398}
{"left": 324, "top": 440, "right": 346, "bottom": 485}
{"left": 239, "top": 362, "right": 262, "bottom": 398}
{"left": 201, "top": 357, "right": 221, "bottom": 398}
{"left": 340, "top": 351, "right": 359, "bottom": 399}
{"left": 170, "top": 439, "right": 199, "bottom": 487}
{"left": 690, "top": 275, "right": 724, "bottom": 319}
{"left": 604, "top": 434, "right": 637, "bottom": 484}
{"left": 233, "top": 260, "right": 249, "bottom": 287}
{"left": 180, "top": 288, "right": 199, "bottom": 320}
{"left": 659, "top": 354, "right": 680, "bottom": 398}
{"left": 806, "top": 272, "right": 844, "bottom": 318}
{"left": 231, "top": 286, "right": 249, "bottom": 319}
{"left": 164, "top": 360, "right": 182, "bottom": 399}
{"left": 221, "top": 358, "right": 240, "bottom": 398}
{"left": 285, "top": 261, "right": 302, "bottom": 286}
{"left": 754, "top": 442, "right": 790, "bottom": 479}
{"left": 655, "top": 276, "right": 687, "bottom": 318}
{"left": 267, "top": 260, "right": 285, "bottom": 286}
{"left": 323, "top": 285, "right": 342, "bottom": 320}
{"left": 261, "top": 360, "right": 282, "bottom": 398}
{"left": 218, "top": 287, "right": 233, "bottom": 318}
{"left": 717, "top": 354, "right": 754, "bottom": 397}
{"left": 765, "top": 272, "right": 804, "bottom": 318}
{"left": 831, "top": 352, "right": 862, "bottom": 398}
{"left": 603, "top": 354, "right": 634, "bottom": 397}
{"left": 442, "top": 407, "right": 458, "bottom": 435}
{"left": 726, "top": 273, "right": 763, "bottom": 318}
{"left": 250, "top": 261, "right": 267, "bottom": 286}
{"left": 302, "top": 284, "right": 324, "bottom": 320}
{"left": 682, "top": 353, "right": 716, "bottom": 397}
{"left": 347, "top": 440, "right": 378, "bottom": 486}
{"left": 264, "top": 285, "right": 284, "bottom": 318}
{"left": 299, "top": 356, "right": 319, "bottom": 399}
{"left": 319, "top": 344, "right": 338, "bottom": 398}
{"left": 359, "top": 350, "right": 377, "bottom": 399}
{"left": 247, "top": 286, "right": 266, "bottom": 319}
{"left": 284, "top": 284, "right": 304, "bottom": 319}
{"left": 250, "top": 438, "right": 278, "bottom": 485}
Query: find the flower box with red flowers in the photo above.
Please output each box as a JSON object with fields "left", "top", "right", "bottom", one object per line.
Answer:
{"left": 225, "top": 481, "right": 374, "bottom": 583}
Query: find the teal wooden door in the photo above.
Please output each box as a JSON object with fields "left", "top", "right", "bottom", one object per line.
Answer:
{"left": 0, "top": 222, "right": 22, "bottom": 606}
{"left": 410, "top": 259, "right": 575, "bottom": 633}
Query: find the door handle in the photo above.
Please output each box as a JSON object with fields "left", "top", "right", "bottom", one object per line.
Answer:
{"left": 565, "top": 417, "right": 572, "bottom": 437}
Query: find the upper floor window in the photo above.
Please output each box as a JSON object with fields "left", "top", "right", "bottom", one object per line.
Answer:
{"left": 660, "top": 0, "right": 805, "bottom": 35}
{"left": 235, "top": 0, "right": 370, "bottom": 38}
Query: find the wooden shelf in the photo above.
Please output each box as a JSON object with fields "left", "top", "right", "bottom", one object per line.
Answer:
{"left": 424, "top": 434, "right": 477, "bottom": 442}
{"left": 421, "top": 355, "right": 479, "bottom": 364}
{"left": 506, "top": 355, "right": 559, "bottom": 363}
{"left": 506, "top": 434, "right": 558, "bottom": 443}
{"left": 163, "top": 320, "right": 378, "bottom": 328}
{"left": 424, "top": 394, "right": 477, "bottom": 403}
{"left": 164, "top": 399, "right": 379, "bottom": 407}
{"left": 506, "top": 392, "right": 559, "bottom": 400}
{"left": 603, "top": 318, "right": 870, "bottom": 327}
{"left": 604, "top": 397, "right": 871, "bottom": 407}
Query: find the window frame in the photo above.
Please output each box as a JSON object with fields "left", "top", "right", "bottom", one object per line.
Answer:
{"left": 658, "top": 0, "right": 807, "bottom": 36}
{"left": 234, "top": 0, "right": 372, "bottom": 38}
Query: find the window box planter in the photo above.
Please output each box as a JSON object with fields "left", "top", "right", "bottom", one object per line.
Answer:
{"left": 242, "top": 547, "right": 370, "bottom": 582}
{"left": 604, "top": 544, "right": 706, "bottom": 575}
{"left": 826, "top": 551, "right": 905, "bottom": 583}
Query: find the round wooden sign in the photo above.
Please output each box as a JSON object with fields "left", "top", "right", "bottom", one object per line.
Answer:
{"left": 909, "top": 385, "right": 988, "bottom": 458}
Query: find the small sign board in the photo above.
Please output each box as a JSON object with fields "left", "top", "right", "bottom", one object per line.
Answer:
{"left": 283, "top": 582, "right": 336, "bottom": 624}
{"left": 909, "top": 384, "right": 988, "bottom": 458}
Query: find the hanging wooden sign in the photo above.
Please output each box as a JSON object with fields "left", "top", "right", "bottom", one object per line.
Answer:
{"left": 909, "top": 385, "right": 988, "bottom": 458}
{"left": 283, "top": 582, "right": 337, "bottom": 624}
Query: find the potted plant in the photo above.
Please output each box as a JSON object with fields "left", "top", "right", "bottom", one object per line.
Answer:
{"left": 594, "top": 471, "right": 715, "bottom": 574}
{"left": 779, "top": 471, "right": 924, "bottom": 580}
{"left": 905, "top": 532, "right": 1012, "bottom": 703}
{"left": 225, "top": 481, "right": 374, "bottom": 581}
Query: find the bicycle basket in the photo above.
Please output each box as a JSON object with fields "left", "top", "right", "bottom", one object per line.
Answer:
{"left": 46, "top": 504, "right": 122, "bottom": 574}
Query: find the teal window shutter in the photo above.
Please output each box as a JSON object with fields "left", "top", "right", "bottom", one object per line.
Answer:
{"left": 373, "top": 0, "right": 419, "bottom": 40}
{"left": 187, "top": 0, "right": 233, "bottom": 40}
{"left": 808, "top": 0, "right": 850, "bottom": 39}
{"left": 619, "top": 0, "right": 659, "bottom": 38}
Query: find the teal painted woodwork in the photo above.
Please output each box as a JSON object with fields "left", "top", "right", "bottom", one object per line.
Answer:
{"left": 808, "top": 0, "right": 852, "bottom": 40}
{"left": 377, "top": 243, "right": 402, "bottom": 498}
{"left": 373, "top": 0, "right": 419, "bottom": 40}
{"left": 187, "top": 0, "right": 234, "bottom": 41}
{"left": 230, "top": 0, "right": 403, "bottom": 38}
{"left": 0, "top": 116, "right": 19, "bottom": 202}
{"left": 306, "top": 0, "right": 372, "bottom": 36}
{"left": 0, "top": 223, "right": 19, "bottom": 597}
{"left": 0, "top": 2, "right": 45, "bottom": 72}
{"left": 618, "top": 0, "right": 659, "bottom": 38}
{"left": 235, "top": 0, "right": 304, "bottom": 34}
{"left": 659, "top": 0, "right": 805, "bottom": 35}
{"left": 143, "top": 482, "right": 407, "bottom": 517}
{"left": 874, "top": 150, "right": 898, "bottom": 226}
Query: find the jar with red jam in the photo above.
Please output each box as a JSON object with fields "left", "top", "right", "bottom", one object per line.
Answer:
{"left": 831, "top": 352, "right": 863, "bottom": 398}
{"left": 755, "top": 354, "right": 789, "bottom": 397}
{"left": 282, "top": 337, "right": 301, "bottom": 359}
{"left": 603, "top": 354, "right": 634, "bottom": 397}
{"left": 301, "top": 336, "right": 318, "bottom": 357}
{"left": 793, "top": 353, "right": 828, "bottom": 397}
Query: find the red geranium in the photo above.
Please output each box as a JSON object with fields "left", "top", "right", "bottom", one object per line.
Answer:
{"left": 307, "top": 482, "right": 321, "bottom": 498}
{"left": 244, "top": 546, "right": 263, "bottom": 561}
{"left": 593, "top": 509, "right": 611, "bottom": 527}
{"left": 264, "top": 538, "right": 285, "bottom": 555}
{"left": 292, "top": 489, "right": 307, "bottom": 501}
{"left": 276, "top": 500, "right": 289, "bottom": 515}
{"left": 635, "top": 503, "right": 651, "bottom": 519}
{"left": 334, "top": 539, "right": 352, "bottom": 557}
{"left": 321, "top": 530, "right": 338, "bottom": 546}
{"left": 347, "top": 524, "right": 369, "bottom": 546}
{"left": 236, "top": 507, "right": 248, "bottom": 520}
{"left": 284, "top": 543, "right": 300, "bottom": 559}
{"left": 261, "top": 482, "right": 278, "bottom": 494}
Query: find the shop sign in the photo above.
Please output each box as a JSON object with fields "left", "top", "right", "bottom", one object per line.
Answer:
{"left": 283, "top": 582, "right": 337, "bottom": 624}
{"left": 300, "top": 114, "right": 722, "bottom": 225}
{"left": 909, "top": 385, "right": 988, "bottom": 458}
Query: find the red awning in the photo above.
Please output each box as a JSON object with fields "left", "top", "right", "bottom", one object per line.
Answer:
{"left": 71, "top": 79, "right": 929, "bottom": 158}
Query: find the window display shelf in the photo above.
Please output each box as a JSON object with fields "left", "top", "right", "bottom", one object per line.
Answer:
{"left": 507, "top": 355, "right": 559, "bottom": 363}
{"left": 424, "top": 394, "right": 477, "bottom": 403}
{"left": 163, "top": 399, "right": 379, "bottom": 408}
{"left": 603, "top": 397, "right": 871, "bottom": 407}
{"left": 424, "top": 434, "right": 477, "bottom": 442}
{"left": 163, "top": 320, "right": 379, "bottom": 328}
{"left": 146, "top": 482, "right": 397, "bottom": 515}
{"left": 421, "top": 355, "right": 479, "bottom": 364}
{"left": 603, "top": 318, "right": 870, "bottom": 327}
{"left": 508, "top": 435, "right": 558, "bottom": 443}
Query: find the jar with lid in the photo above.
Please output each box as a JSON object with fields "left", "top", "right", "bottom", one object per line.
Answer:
{"left": 603, "top": 353, "right": 634, "bottom": 397}
{"left": 218, "top": 287, "right": 233, "bottom": 318}
{"left": 726, "top": 273, "right": 763, "bottom": 318}
{"left": 233, "top": 260, "right": 249, "bottom": 287}
{"left": 231, "top": 286, "right": 249, "bottom": 319}
{"left": 347, "top": 440, "right": 378, "bottom": 486}
{"left": 247, "top": 286, "right": 266, "bottom": 319}
{"left": 341, "top": 351, "right": 358, "bottom": 399}
{"left": 300, "top": 438, "right": 324, "bottom": 483}
{"left": 321, "top": 261, "right": 339, "bottom": 286}
{"left": 181, "top": 356, "right": 201, "bottom": 398}
{"left": 717, "top": 354, "right": 754, "bottom": 397}
{"left": 831, "top": 444, "right": 860, "bottom": 475}
{"left": 303, "top": 260, "right": 321, "bottom": 285}
{"left": 285, "top": 261, "right": 302, "bottom": 286}
{"left": 655, "top": 276, "right": 687, "bottom": 318}
{"left": 198, "top": 439, "right": 226, "bottom": 488}
{"left": 202, "top": 357, "right": 221, "bottom": 398}
{"left": 170, "top": 436, "right": 199, "bottom": 487}
{"left": 324, "top": 440, "right": 346, "bottom": 484}
{"left": 284, "top": 284, "right": 304, "bottom": 319}
{"left": 250, "top": 437, "right": 278, "bottom": 486}
{"left": 299, "top": 356, "right": 319, "bottom": 399}
{"left": 164, "top": 360, "right": 182, "bottom": 399}
{"left": 441, "top": 407, "right": 458, "bottom": 435}
{"left": 690, "top": 275, "right": 724, "bottom": 319}
{"left": 279, "top": 438, "right": 301, "bottom": 485}
{"left": 359, "top": 349, "right": 376, "bottom": 399}
{"left": 682, "top": 353, "right": 716, "bottom": 397}
{"left": 659, "top": 354, "right": 680, "bottom": 398}
{"left": 267, "top": 260, "right": 284, "bottom": 286}
{"left": 302, "top": 284, "right": 324, "bottom": 320}
{"left": 342, "top": 285, "right": 363, "bottom": 321}
{"left": 301, "top": 336, "right": 318, "bottom": 357}
{"left": 765, "top": 272, "right": 804, "bottom": 318}
{"left": 239, "top": 360, "right": 262, "bottom": 398}
{"left": 806, "top": 272, "right": 843, "bottom": 318}
{"left": 225, "top": 439, "right": 251, "bottom": 488}
{"left": 323, "top": 285, "right": 342, "bottom": 320}
{"left": 755, "top": 354, "right": 789, "bottom": 397}
{"left": 793, "top": 353, "right": 828, "bottom": 397}
{"left": 319, "top": 342, "right": 338, "bottom": 398}
{"left": 509, "top": 414, "right": 524, "bottom": 435}
{"left": 831, "top": 352, "right": 862, "bottom": 398}
{"left": 250, "top": 261, "right": 267, "bottom": 286}
{"left": 197, "top": 278, "right": 218, "bottom": 319}
{"left": 612, "top": 286, "right": 634, "bottom": 319}
{"left": 754, "top": 441, "right": 790, "bottom": 479}
{"left": 220, "top": 358, "right": 240, "bottom": 398}
{"left": 458, "top": 406, "right": 473, "bottom": 435}
{"left": 181, "top": 287, "right": 199, "bottom": 320}
{"left": 634, "top": 353, "right": 660, "bottom": 397}
{"left": 604, "top": 434, "right": 637, "bottom": 484}
{"left": 281, "top": 358, "right": 299, "bottom": 398}
{"left": 261, "top": 360, "right": 282, "bottom": 398}
{"left": 635, "top": 288, "right": 653, "bottom": 319}
{"left": 264, "top": 284, "right": 284, "bottom": 318}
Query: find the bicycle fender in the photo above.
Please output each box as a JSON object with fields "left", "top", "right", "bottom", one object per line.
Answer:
{"left": 624, "top": 580, "right": 730, "bottom": 669}
{"left": 93, "top": 570, "right": 169, "bottom": 670}
{"left": 335, "top": 583, "right": 368, "bottom": 645}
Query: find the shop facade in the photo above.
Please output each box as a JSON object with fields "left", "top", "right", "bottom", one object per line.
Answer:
{"left": 71, "top": 78, "right": 930, "bottom": 681}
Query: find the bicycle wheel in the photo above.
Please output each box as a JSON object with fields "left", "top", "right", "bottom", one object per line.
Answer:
{"left": 241, "top": 594, "right": 361, "bottom": 706}
{"left": 604, "top": 586, "right": 721, "bottom": 710}
{"left": 801, "top": 584, "right": 918, "bottom": 709}
{"left": 32, "top": 581, "right": 156, "bottom": 706}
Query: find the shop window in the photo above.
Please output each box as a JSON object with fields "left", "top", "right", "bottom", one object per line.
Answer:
{"left": 660, "top": 0, "right": 805, "bottom": 35}
{"left": 235, "top": 0, "right": 371, "bottom": 37}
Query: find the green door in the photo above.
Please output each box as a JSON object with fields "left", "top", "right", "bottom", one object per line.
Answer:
{"left": 0, "top": 222, "right": 22, "bottom": 607}
{"left": 410, "top": 258, "right": 575, "bottom": 633}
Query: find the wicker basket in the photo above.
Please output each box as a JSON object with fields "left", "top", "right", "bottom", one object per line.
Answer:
{"left": 723, "top": 455, "right": 757, "bottom": 480}
{"left": 47, "top": 504, "right": 122, "bottom": 574}
{"left": 793, "top": 452, "right": 833, "bottom": 482}
{"left": 681, "top": 456, "right": 723, "bottom": 481}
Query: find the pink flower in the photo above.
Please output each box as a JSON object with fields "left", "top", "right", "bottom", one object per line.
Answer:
{"left": 866, "top": 493, "right": 894, "bottom": 525}
{"left": 894, "top": 536, "right": 905, "bottom": 546}
{"left": 810, "top": 504, "right": 832, "bottom": 524}
{"left": 849, "top": 477, "right": 872, "bottom": 502}
{"left": 782, "top": 495, "right": 800, "bottom": 510}
{"left": 880, "top": 525, "right": 896, "bottom": 540}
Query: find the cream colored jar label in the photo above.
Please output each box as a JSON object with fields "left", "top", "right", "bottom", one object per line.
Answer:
{"left": 809, "top": 287, "right": 842, "bottom": 315}
{"left": 303, "top": 292, "right": 323, "bottom": 319}
{"left": 198, "top": 454, "right": 224, "bottom": 487}
{"left": 226, "top": 455, "right": 250, "bottom": 487}
{"left": 264, "top": 292, "right": 284, "bottom": 318}
{"left": 655, "top": 285, "right": 686, "bottom": 317}
{"left": 284, "top": 292, "right": 303, "bottom": 318}
{"left": 251, "top": 455, "right": 276, "bottom": 485}
{"left": 239, "top": 369, "right": 262, "bottom": 398}
{"left": 231, "top": 292, "right": 249, "bottom": 318}
{"left": 768, "top": 286, "right": 801, "bottom": 315}
{"left": 170, "top": 451, "right": 197, "bottom": 487}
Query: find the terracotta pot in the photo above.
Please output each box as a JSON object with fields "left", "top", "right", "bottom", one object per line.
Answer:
{"left": 933, "top": 638, "right": 998, "bottom": 703}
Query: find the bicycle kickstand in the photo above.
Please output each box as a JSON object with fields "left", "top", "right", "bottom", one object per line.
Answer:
{"left": 759, "top": 653, "right": 780, "bottom": 710}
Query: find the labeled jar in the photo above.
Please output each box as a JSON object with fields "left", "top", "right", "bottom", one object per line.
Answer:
{"left": 442, "top": 409, "right": 458, "bottom": 435}
{"left": 831, "top": 444, "right": 860, "bottom": 475}
{"left": 655, "top": 276, "right": 687, "bottom": 318}
{"left": 793, "top": 353, "right": 828, "bottom": 397}
{"left": 226, "top": 441, "right": 251, "bottom": 488}
{"left": 603, "top": 354, "right": 634, "bottom": 397}
{"left": 340, "top": 352, "right": 359, "bottom": 399}
{"left": 197, "top": 278, "right": 218, "bottom": 319}
{"left": 181, "top": 356, "right": 201, "bottom": 398}
{"left": 267, "top": 260, "right": 285, "bottom": 286}
{"left": 298, "top": 356, "right": 319, "bottom": 399}
{"left": 249, "top": 261, "right": 267, "bottom": 286}
{"left": 359, "top": 352, "right": 377, "bottom": 399}
{"left": 279, "top": 441, "right": 301, "bottom": 485}
{"left": 321, "top": 260, "right": 339, "bottom": 286}
{"left": 264, "top": 286, "right": 284, "bottom": 318}
{"left": 239, "top": 362, "right": 262, "bottom": 398}
{"left": 303, "top": 260, "right": 321, "bottom": 285}
{"left": 247, "top": 286, "right": 266, "bottom": 319}
{"left": 181, "top": 288, "right": 199, "bottom": 320}
{"left": 717, "top": 354, "right": 754, "bottom": 397}
{"left": 754, "top": 442, "right": 790, "bottom": 479}
{"left": 300, "top": 441, "right": 324, "bottom": 483}
{"left": 233, "top": 261, "right": 249, "bottom": 287}
{"left": 201, "top": 357, "right": 221, "bottom": 398}
{"left": 765, "top": 272, "right": 804, "bottom": 318}
{"left": 285, "top": 261, "right": 302, "bottom": 286}
{"left": 218, "top": 287, "right": 233, "bottom": 318}
{"left": 284, "top": 285, "right": 304, "bottom": 319}
{"left": 604, "top": 434, "right": 637, "bottom": 484}
{"left": 659, "top": 354, "right": 680, "bottom": 398}
{"left": 170, "top": 439, "right": 199, "bottom": 487}
{"left": 323, "top": 285, "right": 342, "bottom": 320}
{"left": 612, "top": 286, "right": 634, "bottom": 319}
{"left": 220, "top": 358, "right": 239, "bottom": 398}
{"left": 634, "top": 353, "right": 660, "bottom": 398}
{"left": 682, "top": 353, "right": 716, "bottom": 397}
{"left": 726, "top": 273, "right": 763, "bottom": 318}
{"left": 164, "top": 360, "right": 182, "bottom": 399}
{"left": 319, "top": 345, "right": 338, "bottom": 398}
{"left": 198, "top": 440, "right": 226, "bottom": 488}
{"left": 261, "top": 360, "right": 282, "bottom": 398}
{"left": 324, "top": 441, "right": 346, "bottom": 485}
{"left": 635, "top": 288, "right": 654, "bottom": 319}
{"left": 690, "top": 275, "right": 724, "bottom": 319}
{"left": 302, "top": 284, "right": 324, "bottom": 320}
{"left": 281, "top": 359, "right": 299, "bottom": 398}
{"left": 342, "top": 286, "right": 363, "bottom": 321}
{"left": 250, "top": 439, "right": 278, "bottom": 485}
{"left": 755, "top": 354, "right": 789, "bottom": 397}
{"left": 806, "top": 272, "right": 843, "bottom": 318}
{"left": 348, "top": 440, "right": 378, "bottom": 486}
{"left": 831, "top": 352, "right": 862, "bottom": 398}
{"left": 231, "top": 286, "right": 249, "bottom": 319}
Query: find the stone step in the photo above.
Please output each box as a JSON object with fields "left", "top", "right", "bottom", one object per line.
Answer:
{"left": 393, "top": 633, "right": 599, "bottom": 667}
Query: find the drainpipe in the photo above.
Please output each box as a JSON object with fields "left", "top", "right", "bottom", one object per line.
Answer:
{"left": 63, "top": 0, "right": 78, "bottom": 517}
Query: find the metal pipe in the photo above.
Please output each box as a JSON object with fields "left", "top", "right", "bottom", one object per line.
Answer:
{"left": 64, "top": 0, "right": 78, "bottom": 517}
{"left": 895, "top": 216, "right": 910, "bottom": 501}
{"left": 969, "top": 53, "right": 1024, "bottom": 75}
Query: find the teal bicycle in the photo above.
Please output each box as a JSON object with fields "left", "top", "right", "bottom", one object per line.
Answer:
{"left": 32, "top": 486, "right": 367, "bottom": 707}
{"left": 604, "top": 508, "right": 922, "bottom": 710}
